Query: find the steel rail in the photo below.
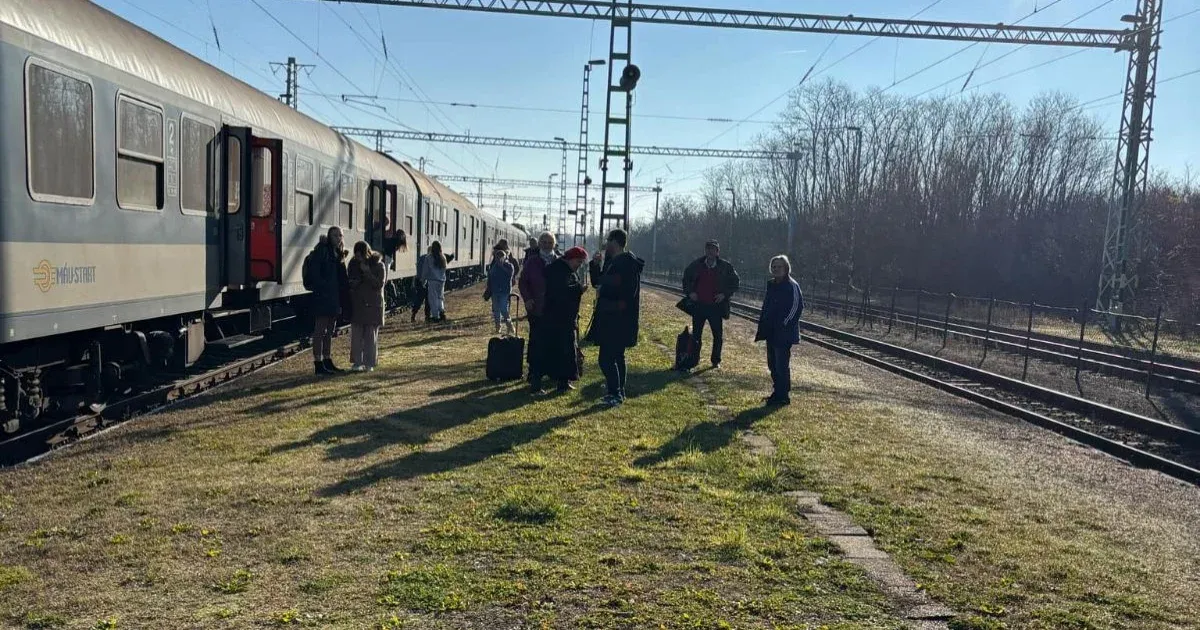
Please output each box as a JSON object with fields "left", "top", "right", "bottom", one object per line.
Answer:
{"left": 644, "top": 279, "right": 1200, "bottom": 485}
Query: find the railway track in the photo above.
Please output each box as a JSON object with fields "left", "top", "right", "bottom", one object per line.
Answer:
{"left": 729, "top": 286, "right": 1200, "bottom": 395}
{"left": 797, "top": 292, "right": 1200, "bottom": 394}
{"left": 644, "top": 280, "right": 1200, "bottom": 485}
{"left": 0, "top": 286, "right": 470, "bottom": 467}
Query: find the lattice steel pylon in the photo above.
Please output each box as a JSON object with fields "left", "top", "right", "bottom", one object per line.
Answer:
{"left": 598, "top": 0, "right": 635, "bottom": 240}
{"left": 1098, "top": 0, "right": 1162, "bottom": 318}
{"left": 558, "top": 141, "right": 569, "bottom": 240}
{"left": 572, "top": 61, "right": 601, "bottom": 246}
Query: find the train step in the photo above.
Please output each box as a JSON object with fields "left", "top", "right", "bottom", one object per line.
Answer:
{"left": 207, "top": 334, "right": 263, "bottom": 349}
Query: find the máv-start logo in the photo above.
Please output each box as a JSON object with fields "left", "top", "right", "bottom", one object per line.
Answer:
{"left": 33, "top": 260, "right": 97, "bottom": 293}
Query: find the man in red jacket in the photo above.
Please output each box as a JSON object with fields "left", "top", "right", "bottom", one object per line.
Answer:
{"left": 681, "top": 240, "right": 740, "bottom": 369}
{"left": 519, "top": 232, "right": 559, "bottom": 394}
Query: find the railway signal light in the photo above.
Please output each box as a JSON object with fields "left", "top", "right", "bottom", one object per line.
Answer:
{"left": 619, "top": 64, "right": 641, "bottom": 91}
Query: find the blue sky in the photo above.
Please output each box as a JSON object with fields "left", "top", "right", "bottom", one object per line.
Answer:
{"left": 95, "top": 0, "right": 1200, "bottom": 228}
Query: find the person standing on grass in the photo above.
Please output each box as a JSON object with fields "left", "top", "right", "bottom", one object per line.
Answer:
{"left": 488, "top": 249, "right": 516, "bottom": 336}
{"left": 347, "top": 241, "right": 386, "bottom": 372}
{"left": 421, "top": 241, "right": 449, "bottom": 322}
{"left": 755, "top": 255, "right": 804, "bottom": 406}
{"left": 303, "top": 227, "right": 349, "bottom": 375}
{"left": 682, "top": 239, "right": 740, "bottom": 369}
{"left": 520, "top": 232, "right": 560, "bottom": 395}
{"left": 542, "top": 246, "right": 589, "bottom": 394}
{"left": 586, "top": 229, "right": 645, "bottom": 407}
{"left": 411, "top": 250, "right": 430, "bottom": 323}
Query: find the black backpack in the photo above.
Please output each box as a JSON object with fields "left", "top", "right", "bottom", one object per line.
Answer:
{"left": 302, "top": 250, "right": 318, "bottom": 291}
{"left": 674, "top": 326, "right": 701, "bottom": 371}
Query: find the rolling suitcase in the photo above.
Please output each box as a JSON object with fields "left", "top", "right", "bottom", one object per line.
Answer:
{"left": 486, "top": 294, "right": 525, "bottom": 381}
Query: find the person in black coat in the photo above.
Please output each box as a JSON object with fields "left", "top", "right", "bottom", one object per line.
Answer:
{"left": 585, "top": 229, "right": 645, "bottom": 407}
{"left": 539, "top": 247, "right": 589, "bottom": 394}
{"left": 304, "top": 227, "right": 349, "bottom": 375}
{"left": 754, "top": 255, "right": 804, "bottom": 405}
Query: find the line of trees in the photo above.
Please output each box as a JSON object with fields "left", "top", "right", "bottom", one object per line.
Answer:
{"left": 628, "top": 79, "right": 1198, "bottom": 321}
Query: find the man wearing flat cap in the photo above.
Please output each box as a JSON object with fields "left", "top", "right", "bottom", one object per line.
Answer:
{"left": 538, "top": 246, "right": 589, "bottom": 394}
{"left": 681, "top": 239, "right": 740, "bottom": 369}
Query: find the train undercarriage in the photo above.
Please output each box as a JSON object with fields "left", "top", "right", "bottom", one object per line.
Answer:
{"left": 0, "top": 268, "right": 481, "bottom": 438}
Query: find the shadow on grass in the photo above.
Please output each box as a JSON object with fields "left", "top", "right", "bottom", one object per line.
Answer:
{"left": 633, "top": 405, "right": 778, "bottom": 468}
{"left": 112, "top": 361, "right": 485, "bottom": 445}
{"left": 317, "top": 410, "right": 595, "bottom": 496}
{"left": 270, "top": 383, "right": 537, "bottom": 461}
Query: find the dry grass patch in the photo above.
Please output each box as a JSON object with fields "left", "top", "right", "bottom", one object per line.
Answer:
{"left": 0, "top": 287, "right": 909, "bottom": 628}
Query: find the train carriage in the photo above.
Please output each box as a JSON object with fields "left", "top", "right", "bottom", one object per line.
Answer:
{"left": 0, "top": 0, "right": 525, "bottom": 434}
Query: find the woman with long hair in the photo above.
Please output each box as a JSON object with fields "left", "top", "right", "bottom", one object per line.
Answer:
{"left": 347, "top": 241, "right": 386, "bottom": 371}
{"left": 421, "top": 240, "right": 449, "bottom": 321}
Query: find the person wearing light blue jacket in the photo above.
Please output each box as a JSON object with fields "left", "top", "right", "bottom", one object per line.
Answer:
{"left": 487, "top": 249, "right": 515, "bottom": 335}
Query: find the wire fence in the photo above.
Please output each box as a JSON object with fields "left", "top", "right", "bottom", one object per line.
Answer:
{"left": 645, "top": 267, "right": 1200, "bottom": 400}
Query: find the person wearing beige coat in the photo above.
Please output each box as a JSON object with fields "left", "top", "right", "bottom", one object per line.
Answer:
{"left": 347, "top": 241, "right": 387, "bottom": 371}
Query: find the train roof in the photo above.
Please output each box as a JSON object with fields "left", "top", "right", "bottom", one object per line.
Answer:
{"left": 1, "top": 0, "right": 401, "bottom": 198}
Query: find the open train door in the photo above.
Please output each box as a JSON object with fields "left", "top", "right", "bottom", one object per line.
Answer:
{"left": 365, "top": 179, "right": 388, "bottom": 253}
{"left": 221, "top": 127, "right": 283, "bottom": 288}
{"left": 385, "top": 183, "right": 399, "bottom": 271}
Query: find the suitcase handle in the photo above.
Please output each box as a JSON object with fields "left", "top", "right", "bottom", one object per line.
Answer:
{"left": 509, "top": 293, "right": 521, "bottom": 336}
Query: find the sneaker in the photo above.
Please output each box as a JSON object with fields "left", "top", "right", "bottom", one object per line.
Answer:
{"left": 504, "top": 321, "right": 515, "bottom": 336}
{"left": 350, "top": 364, "right": 364, "bottom": 372}
{"left": 600, "top": 394, "right": 623, "bottom": 407}
{"left": 556, "top": 381, "right": 575, "bottom": 392}
{"left": 710, "top": 361, "right": 720, "bottom": 369}
{"left": 493, "top": 323, "right": 503, "bottom": 335}
{"left": 314, "top": 361, "right": 332, "bottom": 375}
{"left": 366, "top": 367, "right": 375, "bottom": 373}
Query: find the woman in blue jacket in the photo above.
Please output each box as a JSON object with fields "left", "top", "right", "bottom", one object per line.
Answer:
{"left": 754, "top": 255, "right": 804, "bottom": 405}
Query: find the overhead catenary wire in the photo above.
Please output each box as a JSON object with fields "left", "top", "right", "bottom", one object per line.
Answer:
{"left": 644, "top": 0, "right": 948, "bottom": 186}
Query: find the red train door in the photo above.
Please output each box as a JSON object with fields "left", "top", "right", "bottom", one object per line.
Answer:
{"left": 248, "top": 136, "right": 283, "bottom": 284}
{"left": 222, "top": 126, "right": 283, "bottom": 288}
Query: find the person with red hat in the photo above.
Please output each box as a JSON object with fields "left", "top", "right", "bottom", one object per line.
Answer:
{"left": 537, "top": 246, "right": 589, "bottom": 394}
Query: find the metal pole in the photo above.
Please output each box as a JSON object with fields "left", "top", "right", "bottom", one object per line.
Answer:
{"left": 1022, "top": 297, "right": 1034, "bottom": 381}
{"left": 942, "top": 293, "right": 953, "bottom": 349}
{"left": 914, "top": 291, "right": 922, "bottom": 342}
{"left": 1075, "top": 301, "right": 1089, "bottom": 382}
{"left": 888, "top": 286, "right": 898, "bottom": 334}
{"left": 846, "top": 125, "right": 862, "bottom": 284}
{"left": 788, "top": 150, "right": 800, "bottom": 268}
{"left": 1145, "top": 305, "right": 1162, "bottom": 398}
{"left": 983, "top": 296, "right": 995, "bottom": 361}
{"left": 651, "top": 182, "right": 662, "bottom": 271}
{"left": 843, "top": 282, "right": 851, "bottom": 321}
{"left": 726, "top": 186, "right": 736, "bottom": 266}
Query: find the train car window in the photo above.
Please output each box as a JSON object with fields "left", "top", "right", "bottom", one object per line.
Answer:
{"left": 338, "top": 174, "right": 353, "bottom": 229}
{"left": 250, "top": 146, "right": 273, "bottom": 218}
{"left": 406, "top": 216, "right": 414, "bottom": 239}
{"left": 180, "top": 116, "right": 217, "bottom": 215}
{"left": 226, "top": 136, "right": 241, "bottom": 213}
{"left": 116, "top": 94, "right": 165, "bottom": 211}
{"left": 26, "top": 59, "right": 95, "bottom": 205}
{"left": 295, "top": 156, "right": 314, "bottom": 225}
{"left": 320, "top": 166, "right": 335, "bottom": 226}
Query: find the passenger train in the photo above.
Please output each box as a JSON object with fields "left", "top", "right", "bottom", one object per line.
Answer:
{"left": 0, "top": 0, "right": 527, "bottom": 434}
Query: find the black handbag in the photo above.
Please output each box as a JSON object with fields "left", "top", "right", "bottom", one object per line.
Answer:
{"left": 676, "top": 297, "right": 698, "bottom": 316}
